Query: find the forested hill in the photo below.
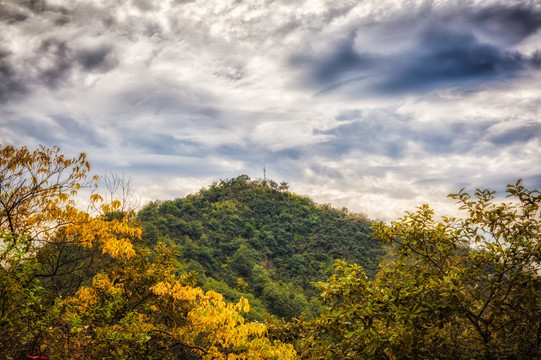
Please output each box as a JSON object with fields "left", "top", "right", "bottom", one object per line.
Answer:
{"left": 137, "top": 175, "right": 385, "bottom": 320}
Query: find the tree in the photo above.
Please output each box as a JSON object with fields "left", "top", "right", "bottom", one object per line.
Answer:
{"left": 0, "top": 145, "right": 91, "bottom": 242}
{"left": 0, "top": 145, "right": 139, "bottom": 258}
{"left": 301, "top": 180, "right": 541, "bottom": 359}
{"left": 0, "top": 146, "right": 296, "bottom": 359}
{"left": 0, "top": 145, "right": 140, "bottom": 358}
{"left": 47, "top": 243, "right": 296, "bottom": 359}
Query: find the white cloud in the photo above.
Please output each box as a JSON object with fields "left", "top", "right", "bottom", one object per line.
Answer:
{"left": 1, "top": 0, "right": 540, "bottom": 221}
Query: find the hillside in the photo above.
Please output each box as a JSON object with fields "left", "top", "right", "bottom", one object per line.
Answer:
{"left": 137, "top": 175, "right": 385, "bottom": 320}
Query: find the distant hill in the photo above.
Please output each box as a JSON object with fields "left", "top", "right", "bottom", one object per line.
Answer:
{"left": 137, "top": 175, "right": 385, "bottom": 320}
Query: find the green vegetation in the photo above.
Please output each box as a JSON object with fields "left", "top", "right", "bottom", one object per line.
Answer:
{"left": 137, "top": 175, "right": 384, "bottom": 320}
{"left": 277, "top": 180, "right": 541, "bottom": 359}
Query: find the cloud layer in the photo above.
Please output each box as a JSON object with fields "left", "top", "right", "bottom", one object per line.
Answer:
{"left": 1, "top": 0, "right": 540, "bottom": 220}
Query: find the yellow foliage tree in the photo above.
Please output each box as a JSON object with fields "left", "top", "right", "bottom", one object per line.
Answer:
{"left": 0, "top": 145, "right": 138, "bottom": 259}
{"left": 48, "top": 242, "right": 296, "bottom": 358}
{"left": 149, "top": 278, "right": 296, "bottom": 359}
{"left": 0, "top": 145, "right": 296, "bottom": 359}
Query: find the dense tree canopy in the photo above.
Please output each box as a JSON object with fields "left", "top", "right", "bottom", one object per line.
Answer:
{"left": 294, "top": 180, "right": 541, "bottom": 359}
{"left": 137, "top": 175, "right": 384, "bottom": 320}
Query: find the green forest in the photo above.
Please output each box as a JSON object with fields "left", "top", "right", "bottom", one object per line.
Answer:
{"left": 2, "top": 145, "right": 541, "bottom": 359}
{"left": 137, "top": 175, "right": 384, "bottom": 320}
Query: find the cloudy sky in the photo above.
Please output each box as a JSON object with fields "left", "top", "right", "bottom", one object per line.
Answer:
{"left": 1, "top": 0, "right": 540, "bottom": 220}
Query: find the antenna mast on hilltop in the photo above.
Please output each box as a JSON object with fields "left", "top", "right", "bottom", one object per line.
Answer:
{"left": 263, "top": 166, "right": 266, "bottom": 181}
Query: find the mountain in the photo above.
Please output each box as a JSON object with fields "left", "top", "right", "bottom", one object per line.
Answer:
{"left": 137, "top": 175, "right": 385, "bottom": 320}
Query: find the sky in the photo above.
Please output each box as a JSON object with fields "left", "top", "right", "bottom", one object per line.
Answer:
{"left": 1, "top": 0, "right": 540, "bottom": 220}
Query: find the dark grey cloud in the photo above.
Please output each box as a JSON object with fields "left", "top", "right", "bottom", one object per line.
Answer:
{"left": 0, "top": 1, "right": 120, "bottom": 100}
{"left": 0, "top": 39, "right": 118, "bottom": 102}
{"left": 0, "top": 2, "right": 28, "bottom": 22}
{"left": 37, "top": 39, "right": 118, "bottom": 88}
{"left": 487, "top": 122, "right": 541, "bottom": 146}
{"left": 75, "top": 45, "right": 118, "bottom": 73}
{"left": 0, "top": 49, "right": 26, "bottom": 103}
{"left": 292, "top": 3, "right": 541, "bottom": 96}
{"left": 37, "top": 39, "right": 74, "bottom": 88}
{"left": 467, "top": 4, "right": 541, "bottom": 46}
{"left": 22, "top": 0, "right": 46, "bottom": 13}
{"left": 290, "top": 33, "right": 377, "bottom": 85}
{"left": 376, "top": 26, "right": 532, "bottom": 94}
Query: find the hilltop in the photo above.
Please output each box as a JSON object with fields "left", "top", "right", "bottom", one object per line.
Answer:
{"left": 137, "top": 175, "right": 385, "bottom": 320}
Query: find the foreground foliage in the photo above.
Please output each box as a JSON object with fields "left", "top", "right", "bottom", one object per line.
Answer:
{"left": 296, "top": 180, "right": 541, "bottom": 359}
{"left": 0, "top": 146, "right": 295, "bottom": 359}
